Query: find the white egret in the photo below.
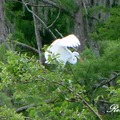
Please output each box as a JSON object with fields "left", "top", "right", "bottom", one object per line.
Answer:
{"left": 45, "top": 34, "right": 80, "bottom": 67}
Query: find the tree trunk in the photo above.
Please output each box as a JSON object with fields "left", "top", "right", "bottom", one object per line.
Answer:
{"left": 0, "top": 0, "right": 6, "bottom": 43}
{"left": 74, "top": 0, "right": 86, "bottom": 52}
{"left": 32, "top": 2, "right": 43, "bottom": 64}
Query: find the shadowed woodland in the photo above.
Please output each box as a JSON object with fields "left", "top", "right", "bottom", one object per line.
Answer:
{"left": 0, "top": 0, "right": 120, "bottom": 120}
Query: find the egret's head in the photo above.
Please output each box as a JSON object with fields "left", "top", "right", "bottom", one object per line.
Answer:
{"left": 73, "top": 52, "right": 80, "bottom": 59}
{"left": 73, "top": 51, "right": 83, "bottom": 62}
{"left": 68, "top": 52, "right": 80, "bottom": 64}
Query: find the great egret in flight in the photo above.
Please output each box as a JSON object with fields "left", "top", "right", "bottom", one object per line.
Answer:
{"left": 45, "top": 34, "right": 80, "bottom": 67}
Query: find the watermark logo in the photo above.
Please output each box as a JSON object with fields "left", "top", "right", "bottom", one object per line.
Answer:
{"left": 107, "top": 104, "right": 120, "bottom": 113}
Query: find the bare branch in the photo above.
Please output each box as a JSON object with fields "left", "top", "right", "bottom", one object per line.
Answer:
{"left": 92, "top": 72, "right": 120, "bottom": 90}
{"left": 41, "top": 0, "right": 58, "bottom": 8}
{"left": 11, "top": 40, "right": 38, "bottom": 54}
{"left": 21, "top": 0, "right": 57, "bottom": 39}
{"left": 16, "top": 104, "right": 35, "bottom": 113}
{"left": 84, "top": 72, "right": 120, "bottom": 95}
{"left": 31, "top": 2, "right": 43, "bottom": 64}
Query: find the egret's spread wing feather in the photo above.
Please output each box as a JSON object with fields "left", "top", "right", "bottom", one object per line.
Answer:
{"left": 48, "top": 39, "right": 61, "bottom": 53}
{"left": 51, "top": 39, "right": 61, "bottom": 46}
{"left": 55, "top": 47, "right": 72, "bottom": 64}
{"left": 45, "top": 45, "right": 71, "bottom": 65}
{"left": 45, "top": 39, "right": 61, "bottom": 63}
{"left": 57, "top": 34, "right": 80, "bottom": 48}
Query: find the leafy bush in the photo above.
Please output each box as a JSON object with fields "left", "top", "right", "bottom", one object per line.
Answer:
{"left": 0, "top": 38, "right": 120, "bottom": 120}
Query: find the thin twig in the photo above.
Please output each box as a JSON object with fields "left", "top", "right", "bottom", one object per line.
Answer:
{"left": 53, "top": 81, "right": 73, "bottom": 92}
{"left": 47, "top": 9, "right": 61, "bottom": 28}
{"left": 55, "top": 28, "right": 63, "bottom": 38}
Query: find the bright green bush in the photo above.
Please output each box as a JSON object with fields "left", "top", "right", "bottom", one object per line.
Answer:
{"left": 0, "top": 38, "right": 120, "bottom": 120}
{"left": 0, "top": 51, "right": 101, "bottom": 120}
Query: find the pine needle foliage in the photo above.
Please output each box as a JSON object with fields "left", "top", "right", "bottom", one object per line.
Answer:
{"left": 91, "top": 6, "right": 120, "bottom": 40}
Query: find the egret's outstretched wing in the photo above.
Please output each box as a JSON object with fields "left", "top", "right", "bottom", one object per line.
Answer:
{"left": 49, "top": 39, "right": 61, "bottom": 53}
{"left": 55, "top": 47, "right": 71, "bottom": 63}
{"left": 45, "top": 46, "right": 72, "bottom": 65}
{"left": 57, "top": 34, "right": 80, "bottom": 48}
{"left": 44, "top": 39, "right": 61, "bottom": 62}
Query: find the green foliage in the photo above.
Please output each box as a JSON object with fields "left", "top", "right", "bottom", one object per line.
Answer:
{"left": 0, "top": 37, "right": 120, "bottom": 119}
{"left": 91, "top": 7, "right": 120, "bottom": 40}
{"left": 60, "top": 0, "right": 77, "bottom": 14}
{"left": 0, "top": 51, "right": 100, "bottom": 119}
{"left": 51, "top": 13, "right": 74, "bottom": 36}
{"left": 11, "top": 31, "right": 26, "bottom": 42}
{"left": 0, "top": 44, "right": 7, "bottom": 62}
{"left": 0, "top": 106, "right": 24, "bottom": 120}
{"left": 5, "top": 1, "right": 35, "bottom": 46}
{"left": 73, "top": 39, "right": 120, "bottom": 87}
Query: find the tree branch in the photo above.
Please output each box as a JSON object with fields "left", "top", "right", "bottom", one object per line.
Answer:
{"left": 11, "top": 40, "right": 39, "bottom": 54}
{"left": 92, "top": 72, "right": 120, "bottom": 90}
{"left": 31, "top": 2, "right": 43, "bottom": 64}
{"left": 55, "top": 29, "right": 63, "bottom": 38}
{"left": 16, "top": 104, "right": 35, "bottom": 113}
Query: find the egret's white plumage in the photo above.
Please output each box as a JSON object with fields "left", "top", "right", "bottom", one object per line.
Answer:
{"left": 45, "top": 34, "right": 80, "bottom": 66}
{"left": 57, "top": 34, "right": 80, "bottom": 48}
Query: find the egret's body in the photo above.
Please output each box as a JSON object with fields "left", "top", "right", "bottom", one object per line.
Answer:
{"left": 45, "top": 34, "right": 80, "bottom": 66}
